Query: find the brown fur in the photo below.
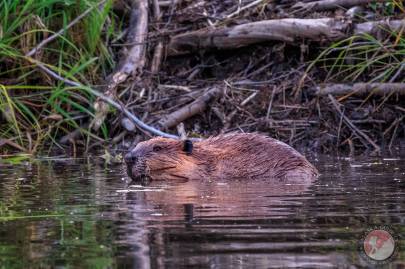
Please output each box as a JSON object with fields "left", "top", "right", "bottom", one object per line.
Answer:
{"left": 125, "top": 133, "right": 318, "bottom": 182}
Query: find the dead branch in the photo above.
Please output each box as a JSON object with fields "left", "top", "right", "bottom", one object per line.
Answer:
{"left": 158, "top": 87, "right": 224, "bottom": 129}
{"left": 317, "top": 83, "right": 405, "bottom": 96}
{"left": 328, "top": 94, "right": 380, "bottom": 152}
{"left": 223, "top": 0, "right": 266, "bottom": 21}
{"left": 158, "top": 0, "right": 180, "bottom": 7}
{"left": 92, "top": 0, "right": 148, "bottom": 130}
{"left": 150, "top": 0, "right": 164, "bottom": 75}
{"left": 152, "top": 0, "right": 161, "bottom": 20}
{"left": 168, "top": 18, "right": 346, "bottom": 55}
{"left": 0, "top": 139, "right": 28, "bottom": 152}
{"left": 168, "top": 19, "right": 405, "bottom": 55}
{"left": 291, "top": 0, "right": 383, "bottom": 13}
{"left": 151, "top": 42, "right": 164, "bottom": 74}
{"left": 354, "top": 19, "right": 405, "bottom": 35}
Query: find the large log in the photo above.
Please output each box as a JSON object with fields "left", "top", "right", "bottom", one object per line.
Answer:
{"left": 168, "top": 19, "right": 405, "bottom": 55}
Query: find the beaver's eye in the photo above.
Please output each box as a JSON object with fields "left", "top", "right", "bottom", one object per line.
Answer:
{"left": 183, "top": 140, "right": 193, "bottom": 155}
{"left": 153, "top": 146, "right": 163, "bottom": 152}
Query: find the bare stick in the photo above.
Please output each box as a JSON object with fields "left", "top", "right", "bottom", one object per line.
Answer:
{"left": 151, "top": 42, "right": 164, "bottom": 74}
{"left": 317, "top": 83, "right": 405, "bottom": 96}
{"left": 224, "top": 0, "right": 266, "bottom": 20}
{"left": 152, "top": 0, "right": 161, "bottom": 20}
{"left": 159, "top": 0, "right": 180, "bottom": 7}
{"left": 168, "top": 18, "right": 347, "bottom": 55}
{"left": 158, "top": 87, "right": 223, "bottom": 129}
{"left": 26, "top": 0, "right": 107, "bottom": 57}
{"left": 292, "top": 0, "right": 383, "bottom": 13}
{"left": 32, "top": 61, "right": 178, "bottom": 139}
{"left": 151, "top": 0, "right": 164, "bottom": 75}
{"left": 328, "top": 94, "right": 380, "bottom": 152}
{"left": 92, "top": 0, "right": 149, "bottom": 130}
{"left": 168, "top": 19, "right": 405, "bottom": 55}
{"left": 176, "top": 122, "right": 187, "bottom": 140}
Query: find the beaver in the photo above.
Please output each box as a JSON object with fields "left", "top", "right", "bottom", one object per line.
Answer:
{"left": 124, "top": 133, "right": 318, "bottom": 182}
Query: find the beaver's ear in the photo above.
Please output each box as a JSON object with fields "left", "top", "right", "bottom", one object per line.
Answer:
{"left": 182, "top": 140, "right": 193, "bottom": 155}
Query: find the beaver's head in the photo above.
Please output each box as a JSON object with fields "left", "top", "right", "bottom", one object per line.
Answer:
{"left": 125, "top": 137, "right": 203, "bottom": 181}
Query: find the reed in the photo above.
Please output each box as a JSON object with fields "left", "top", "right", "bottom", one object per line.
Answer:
{"left": 0, "top": 0, "right": 116, "bottom": 154}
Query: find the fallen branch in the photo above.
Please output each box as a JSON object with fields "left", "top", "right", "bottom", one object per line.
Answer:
{"left": 158, "top": 87, "right": 223, "bottom": 129}
{"left": 0, "top": 139, "right": 28, "bottom": 152}
{"left": 158, "top": 0, "right": 180, "bottom": 7}
{"left": 291, "top": 0, "right": 383, "bottom": 13}
{"left": 92, "top": 0, "right": 149, "bottom": 130}
{"left": 328, "top": 94, "right": 380, "bottom": 152}
{"left": 317, "top": 83, "right": 405, "bottom": 96}
{"left": 150, "top": 0, "right": 164, "bottom": 75}
{"left": 168, "top": 19, "right": 405, "bottom": 55}
{"left": 354, "top": 19, "right": 405, "bottom": 35}
{"left": 32, "top": 60, "right": 178, "bottom": 139}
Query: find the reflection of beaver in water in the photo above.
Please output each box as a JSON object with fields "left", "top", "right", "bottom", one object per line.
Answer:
{"left": 125, "top": 133, "right": 318, "bottom": 182}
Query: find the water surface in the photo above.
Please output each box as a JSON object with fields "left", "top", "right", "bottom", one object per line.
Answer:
{"left": 0, "top": 156, "right": 404, "bottom": 268}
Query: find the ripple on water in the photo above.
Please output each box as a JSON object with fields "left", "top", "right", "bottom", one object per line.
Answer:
{"left": 0, "top": 156, "right": 404, "bottom": 268}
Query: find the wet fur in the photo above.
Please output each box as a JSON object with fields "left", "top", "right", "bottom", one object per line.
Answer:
{"left": 126, "top": 133, "right": 318, "bottom": 182}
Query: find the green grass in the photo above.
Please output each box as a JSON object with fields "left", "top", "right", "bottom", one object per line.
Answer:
{"left": 0, "top": 0, "right": 117, "bottom": 155}
{"left": 310, "top": 33, "right": 405, "bottom": 83}
{"left": 309, "top": 1, "right": 405, "bottom": 84}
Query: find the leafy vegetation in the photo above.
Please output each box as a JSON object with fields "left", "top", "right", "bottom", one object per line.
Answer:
{"left": 0, "top": 0, "right": 403, "bottom": 155}
{"left": 0, "top": 0, "right": 116, "bottom": 155}
{"left": 310, "top": 1, "right": 404, "bottom": 84}
{"left": 311, "top": 29, "right": 405, "bottom": 83}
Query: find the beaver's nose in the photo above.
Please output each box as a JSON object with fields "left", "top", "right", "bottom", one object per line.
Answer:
{"left": 124, "top": 152, "right": 138, "bottom": 163}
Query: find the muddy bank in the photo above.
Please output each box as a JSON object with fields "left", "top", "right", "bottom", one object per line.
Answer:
{"left": 0, "top": 0, "right": 404, "bottom": 156}
{"left": 98, "top": 0, "right": 404, "bottom": 155}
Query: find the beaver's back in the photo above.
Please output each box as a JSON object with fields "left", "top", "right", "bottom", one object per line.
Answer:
{"left": 196, "top": 133, "right": 318, "bottom": 181}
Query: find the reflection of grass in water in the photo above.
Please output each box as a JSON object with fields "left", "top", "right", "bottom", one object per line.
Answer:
{"left": 0, "top": 213, "right": 64, "bottom": 221}
{"left": 0, "top": 163, "right": 114, "bottom": 268}
{"left": 0, "top": 210, "right": 114, "bottom": 268}
{"left": 0, "top": 154, "right": 32, "bottom": 164}
{"left": 0, "top": 159, "right": 120, "bottom": 268}
{"left": 0, "top": 218, "right": 114, "bottom": 269}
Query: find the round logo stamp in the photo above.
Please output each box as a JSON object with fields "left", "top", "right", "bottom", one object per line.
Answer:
{"left": 359, "top": 226, "right": 398, "bottom": 265}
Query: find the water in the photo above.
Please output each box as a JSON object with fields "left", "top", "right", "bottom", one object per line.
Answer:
{"left": 0, "top": 156, "right": 404, "bottom": 268}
